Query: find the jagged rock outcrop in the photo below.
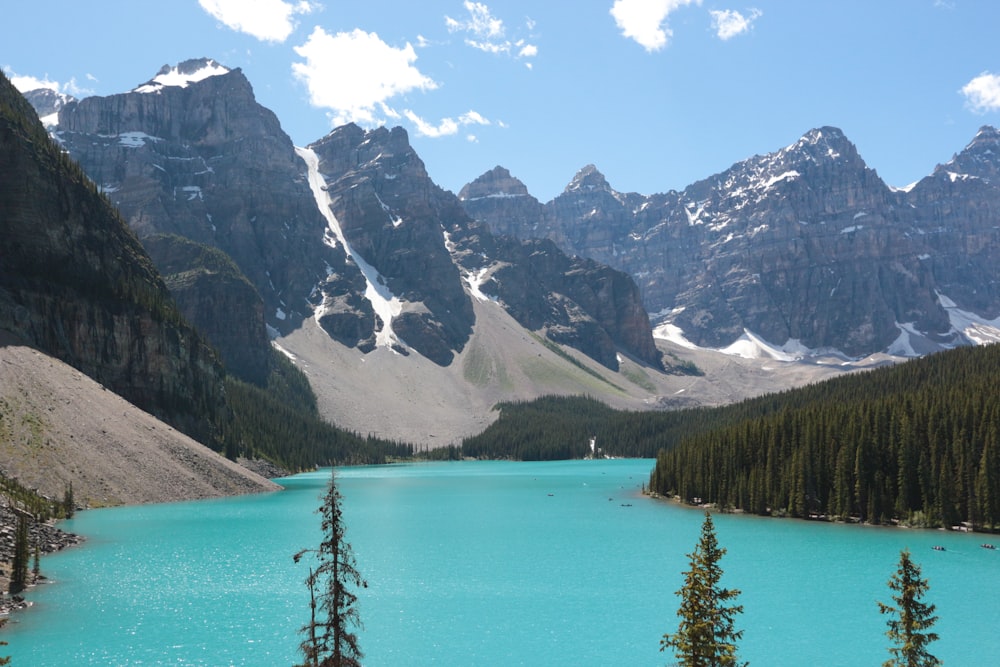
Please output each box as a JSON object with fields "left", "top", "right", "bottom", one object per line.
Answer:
{"left": 308, "top": 125, "right": 475, "bottom": 365}
{"left": 0, "top": 70, "right": 226, "bottom": 445}
{"left": 458, "top": 166, "right": 546, "bottom": 238}
{"left": 49, "top": 59, "right": 344, "bottom": 336}
{"left": 309, "top": 124, "right": 663, "bottom": 369}
{"left": 142, "top": 234, "right": 270, "bottom": 385}
{"left": 463, "top": 126, "right": 1000, "bottom": 358}
{"left": 905, "top": 126, "right": 1000, "bottom": 319}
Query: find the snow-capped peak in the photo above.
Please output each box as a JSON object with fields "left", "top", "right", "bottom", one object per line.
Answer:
{"left": 132, "top": 59, "right": 230, "bottom": 94}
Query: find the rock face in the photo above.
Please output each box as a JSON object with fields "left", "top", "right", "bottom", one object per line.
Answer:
{"left": 308, "top": 124, "right": 663, "bottom": 370}
{"left": 0, "top": 70, "right": 227, "bottom": 445}
{"left": 462, "top": 127, "right": 1000, "bottom": 358}
{"left": 142, "top": 234, "right": 270, "bottom": 385}
{"left": 51, "top": 59, "right": 343, "bottom": 337}
{"left": 307, "top": 125, "right": 475, "bottom": 365}
{"left": 457, "top": 166, "right": 546, "bottom": 238}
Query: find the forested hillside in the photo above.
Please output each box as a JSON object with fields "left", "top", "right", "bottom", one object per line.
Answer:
{"left": 650, "top": 343, "right": 1000, "bottom": 531}
{"left": 1, "top": 70, "right": 408, "bottom": 481}
{"left": 461, "top": 343, "right": 1000, "bottom": 532}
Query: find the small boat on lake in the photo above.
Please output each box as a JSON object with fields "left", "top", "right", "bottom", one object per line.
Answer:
{"left": 932, "top": 545, "right": 946, "bottom": 551}
{"left": 982, "top": 543, "right": 997, "bottom": 550}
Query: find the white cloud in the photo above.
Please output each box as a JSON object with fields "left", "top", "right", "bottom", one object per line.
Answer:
{"left": 710, "top": 8, "right": 762, "bottom": 40}
{"left": 198, "top": 0, "right": 316, "bottom": 43}
{"left": 7, "top": 72, "right": 61, "bottom": 93}
{"left": 445, "top": 1, "right": 538, "bottom": 62}
{"left": 610, "top": 0, "right": 701, "bottom": 52}
{"left": 403, "top": 109, "right": 490, "bottom": 138}
{"left": 4, "top": 69, "right": 93, "bottom": 97}
{"left": 293, "top": 27, "right": 437, "bottom": 127}
{"left": 962, "top": 72, "right": 1000, "bottom": 114}
{"left": 446, "top": 1, "right": 504, "bottom": 39}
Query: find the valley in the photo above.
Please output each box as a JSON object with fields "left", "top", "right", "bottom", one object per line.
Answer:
{"left": 6, "top": 56, "right": 998, "bottom": 499}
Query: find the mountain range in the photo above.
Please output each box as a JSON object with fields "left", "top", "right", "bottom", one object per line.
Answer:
{"left": 10, "top": 56, "right": 1000, "bottom": 454}
{"left": 461, "top": 127, "right": 1000, "bottom": 358}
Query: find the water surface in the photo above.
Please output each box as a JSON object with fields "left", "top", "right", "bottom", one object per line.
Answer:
{"left": 6, "top": 460, "right": 998, "bottom": 665}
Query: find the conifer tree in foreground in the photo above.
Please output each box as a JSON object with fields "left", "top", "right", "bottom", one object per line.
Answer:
{"left": 877, "top": 549, "right": 941, "bottom": 667}
{"left": 661, "top": 512, "right": 747, "bottom": 667}
{"left": 294, "top": 470, "right": 367, "bottom": 667}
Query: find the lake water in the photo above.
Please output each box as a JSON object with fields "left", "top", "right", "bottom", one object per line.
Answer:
{"left": 4, "top": 459, "right": 999, "bottom": 666}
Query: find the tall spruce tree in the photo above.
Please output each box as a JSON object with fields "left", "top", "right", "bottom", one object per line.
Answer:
{"left": 661, "top": 512, "right": 747, "bottom": 667}
{"left": 877, "top": 549, "right": 941, "bottom": 667}
{"left": 294, "top": 470, "right": 367, "bottom": 667}
{"left": 9, "top": 512, "right": 30, "bottom": 594}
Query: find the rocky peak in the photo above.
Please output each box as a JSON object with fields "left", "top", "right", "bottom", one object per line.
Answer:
{"left": 22, "top": 88, "right": 75, "bottom": 126}
{"left": 564, "top": 164, "right": 615, "bottom": 195}
{"left": 458, "top": 166, "right": 531, "bottom": 201}
{"left": 708, "top": 126, "right": 865, "bottom": 191}
{"left": 131, "top": 58, "right": 231, "bottom": 94}
{"left": 309, "top": 124, "right": 474, "bottom": 365}
{"left": 789, "top": 126, "right": 857, "bottom": 162}
{"left": 458, "top": 166, "right": 543, "bottom": 238}
{"left": 51, "top": 58, "right": 339, "bottom": 339}
{"left": 313, "top": 124, "right": 428, "bottom": 185}
{"left": 933, "top": 125, "right": 1000, "bottom": 182}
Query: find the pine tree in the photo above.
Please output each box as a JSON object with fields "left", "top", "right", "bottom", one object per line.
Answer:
{"left": 63, "top": 482, "right": 75, "bottom": 519}
{"left": 9, "top": 512, "right": 30, "bottom": 594}
{"left": 877, "top": 548, "right": 941, "bottom": 667}
{"left": 294, "top": 470, "right": 367, "bottom": 667}
{"left": 661, "top": 512, "right": 747, "bottom": 667}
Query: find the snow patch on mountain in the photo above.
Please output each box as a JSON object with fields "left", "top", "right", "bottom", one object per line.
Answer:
{"left": 887, "top": 295, "right": 1000, "bottom": 357}
{"left": 939, "top": 293, "right": 1000, "bottom": 345}
{"left": 652, "top": 322, "right": 697, "bottom": 349}
{"left": 133, "top": 60, "right": 230, "bottom": 94}
{"left": 655, "top": 323, "right": 840, "bottom": 361}
{"left": 720, "top": 330, "right": 807, "bottom": 361}
{"left": 297, "top": 146, "right": 404, "bottom": 350}
{"left": 465, "top": 267, "right": 499, "bottom": 303}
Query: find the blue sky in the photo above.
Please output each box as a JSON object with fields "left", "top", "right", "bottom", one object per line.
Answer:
{"left": 6, "top": 1, "right": 1000, "bottom": 201}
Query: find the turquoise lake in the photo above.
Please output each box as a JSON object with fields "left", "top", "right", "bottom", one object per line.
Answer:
{"left": 4, "top": 459, "right": 999, "bottom": 665}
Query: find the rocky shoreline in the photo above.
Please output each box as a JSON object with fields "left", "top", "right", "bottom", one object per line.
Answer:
{"left": 0, "top": 503, "right": 83, "bottom": 615}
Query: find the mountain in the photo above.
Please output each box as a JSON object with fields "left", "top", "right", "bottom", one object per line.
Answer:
{"left": 39, "top": 59, "right": 662, "bottom": 376}
{"left": 462, "top": 127, "right": 1000, "bottom": 359}
{"left": 1, "top": 70, "right": 226, "bottom": 444}
{"left": 303, "top": 123, "right": 661, "bottom": 370}
{"left": 0, "top": 70, "right": 276, "bottom": 503}
{"left": 51, "top": 59, "right": 338, "bottom": 339}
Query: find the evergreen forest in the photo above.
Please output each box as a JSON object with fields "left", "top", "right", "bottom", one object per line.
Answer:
{"left": 649, "top": 343, "right": 1000, "bottom": 531}
{"left": 212, "top": 346, "right": 411, "bottom": 470}
{"left": 460, "top": 343, "right": 1000, "bottom": 532}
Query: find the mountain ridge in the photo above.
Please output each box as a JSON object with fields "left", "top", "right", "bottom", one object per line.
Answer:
{"left": 461, "top": 123, "right": 1000, "bottom": 359}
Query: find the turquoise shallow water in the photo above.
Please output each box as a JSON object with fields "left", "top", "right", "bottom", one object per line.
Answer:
{"left": 5, "top": 459, "right": 999, "bottom": 665}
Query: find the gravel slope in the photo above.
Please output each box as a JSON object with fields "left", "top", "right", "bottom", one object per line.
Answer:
{"left": 278, "top": 300, "right": 874, "bottom": 449}
{"left": 0, "top": 331, "right": 279, "bottom": 508}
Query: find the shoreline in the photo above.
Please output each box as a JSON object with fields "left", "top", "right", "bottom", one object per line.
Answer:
{"left": 644, "top": 490, "right": 999, "bottom": 536}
